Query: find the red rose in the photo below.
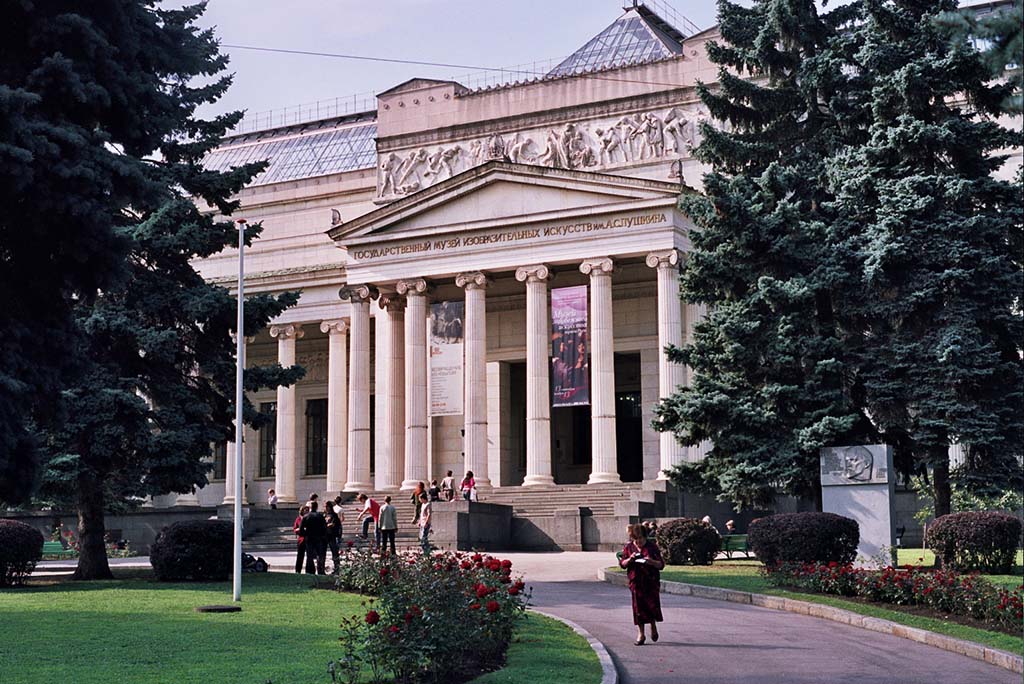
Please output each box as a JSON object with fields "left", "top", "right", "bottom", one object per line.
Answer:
{"left": 379, "top": 568, "right": 389, "bottom": 577}
{"left": 388, "top": 625, "right": 400, "bottom": 634}
{"left": 508, "top": 586, "right": 519, "bottom": 595}
{"left": 365, "top": 611, "right": 380, "bottom": 625}
{"left": 469, "top": 602, "right": 481, "bottom": 610}
{"left": 486, "top": 600, "right": 500, "bottom": 613}
{"left": 404, "top": 612, "right": 413, "bottom": 623}
{"left": 460, "top": 561, "right": 472, "bottom": 570}
{"left": 472, "top": 553, "right": 483, "bottom": 562}
{"left": 501, "top": 559, "right": 512, "bottom": 569}
{"left": 346, "top": 540, "right": 354, "bottom": 548}
{"left": 476, "top": 585, "right": 489, "bottom": 598}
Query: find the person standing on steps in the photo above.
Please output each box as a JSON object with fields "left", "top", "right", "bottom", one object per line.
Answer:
{"left": 378, "top": 495, "right": 398, "bottom": 555}
{"left": 410, "top": 482, "right": 426, "bottom": 526}
{"left": 440, "top": 470, "right": 455, "bottom": 502}
{"left": 620, "top": 522, "right": 665, "bottom": 645}
{"left": 460, "top": 471, "right": 476, "bottom": 501}
{"left": 417, "top": 492, "right": 432, "bottom": 555}
{"left": 356, "top": 493, "right": 381, "bottom": 549}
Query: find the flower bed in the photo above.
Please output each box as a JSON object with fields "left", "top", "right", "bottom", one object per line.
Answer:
{"left": 334, "top": 547, "right": 529, "bottom": 683}
{"left": 764, "top": 561, "right": 1023, "bottom": 634}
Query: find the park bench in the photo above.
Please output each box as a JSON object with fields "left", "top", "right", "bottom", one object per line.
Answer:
{"left": 42, "top": 541, "right": 78, "bottom": 558}
{"left": 721, "top": 534, "right": 752, "bottom": 559}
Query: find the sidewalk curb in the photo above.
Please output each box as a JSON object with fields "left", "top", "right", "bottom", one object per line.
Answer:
{"left": 597, "top": 568, "right": 1022, "bottom": 675}
{"left": 530, "top": 608, "right": 618, "bottom": 684}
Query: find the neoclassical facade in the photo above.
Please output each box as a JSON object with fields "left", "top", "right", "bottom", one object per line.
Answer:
{"left": 176, "top": 4, "right": 725, "bottom": 507}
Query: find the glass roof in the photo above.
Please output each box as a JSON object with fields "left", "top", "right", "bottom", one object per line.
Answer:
{"left": 547, "top": 8, "right": 682, "bottom": 78}
{"left": 203, "top": 121, "right": 377, "bottom": 187}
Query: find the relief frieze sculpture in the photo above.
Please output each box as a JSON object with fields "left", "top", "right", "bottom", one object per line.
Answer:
{"left": 376, "top": 104, "right": 713, "bottom": 199}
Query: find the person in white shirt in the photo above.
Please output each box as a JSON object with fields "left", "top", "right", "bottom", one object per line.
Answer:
{"left": 417, "top": 492, "right": 432, "bottom": 555}
{"left": 267, "top": 488, "right": 278, "bottom": 510}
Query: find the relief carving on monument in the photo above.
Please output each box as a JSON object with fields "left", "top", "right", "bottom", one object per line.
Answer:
{"left": 376, "top": 104, "right": 714, "bottom": 199}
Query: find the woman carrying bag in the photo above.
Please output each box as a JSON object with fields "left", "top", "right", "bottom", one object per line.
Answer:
{"left": 619, "top": 522, "right": 665, "bottom": 645}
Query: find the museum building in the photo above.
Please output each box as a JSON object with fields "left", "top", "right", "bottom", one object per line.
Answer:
{"left": 170, "top": 3, "right": 730, "bottom": 509}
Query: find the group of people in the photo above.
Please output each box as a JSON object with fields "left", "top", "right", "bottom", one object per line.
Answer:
{"left": 354, "top": 490, "right": 432, "bottom": 556}
{"left": 291, "top": 493, "right": 344, "bottom": 575}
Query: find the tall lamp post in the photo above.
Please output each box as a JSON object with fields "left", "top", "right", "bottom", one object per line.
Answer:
{"left": 233, "top": 218, "right": 246, "bottom": 603}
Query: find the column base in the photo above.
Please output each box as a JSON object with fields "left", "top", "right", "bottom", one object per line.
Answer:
{"left": 400, "top": 479, "right": 423, "bottom": 491}
{"left": 587, "top": 472, "right": 622, "bottom": 485}
{"left": 275, "top": 496, "right": 299, "bottom": 504}
{"left": 325, "top": 481, "right": 347, "bottom": 496}
{"left": 522, "top": 474, "right": 555, "bottom": 487}
{"left": 343, "top": 482, "right": 374, "bottom": 493}
{"left": 377, "top": 484, "right": 401, "bottom": 492}
{"left": 221, "top": 496, "right": 236, "bottom": 506}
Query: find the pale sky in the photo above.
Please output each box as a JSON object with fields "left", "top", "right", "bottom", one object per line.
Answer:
{"left": 196, "top": 0, "right": 724, "bottom": 125}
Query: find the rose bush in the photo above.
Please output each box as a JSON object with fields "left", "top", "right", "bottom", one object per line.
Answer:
{"left": 764, "top": 561, "right": 1023, "bottom": 634}
{"left": 334, "top": 549, "right": 530, "bottom": 683}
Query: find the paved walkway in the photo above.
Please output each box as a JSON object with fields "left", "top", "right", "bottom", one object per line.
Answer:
{"left": 37, "top": 551, "right": 1018, "bottom": 683}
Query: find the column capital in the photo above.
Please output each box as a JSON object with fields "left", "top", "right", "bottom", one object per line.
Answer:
{"left": 269, "top": 323, "right": 304, "bottom": 340}
{"left": 230, "top": 332, "right": 256, "bottom": 344}
{"left": 514, "top": 264, "right": 551, "bottom": 283}
{"left": 378, "top": 291, "right": 407, "bottom": 312}
{"left": 395, "top": 278, "right": 429, "bottom": 297}
{"left": 338, "top": 284, "right": 378, "bottom": 303}
{"left": 645, "top": 249, "right": 680, "bottom": 270}
{"left": 579, "top": 257, "right": 614, "bottom": 276}
{"left": 455, "top": 271, "right": 491, "bottom": 290}
{"left": 320, "top": 319, "right": 349, "bottom": 335}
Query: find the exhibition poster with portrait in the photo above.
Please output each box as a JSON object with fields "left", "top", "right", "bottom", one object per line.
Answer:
{"left": 550, "top": 285, "right": 589, "bottom": 407}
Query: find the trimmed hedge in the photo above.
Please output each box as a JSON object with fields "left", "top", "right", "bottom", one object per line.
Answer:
{"left": 748, "top": 512, "right": 859, "bottom": 567}
{"left": 927, "top": 511, "right": 1022, "bottom": 574}
{"left": 0, "top": 520, "right": 44, "bottom": 586}
{"left": 655, "top": 517, "right": 721, "bottom": 565}
{"left": 150, "top": 520, "right": 232, "bottom": 581}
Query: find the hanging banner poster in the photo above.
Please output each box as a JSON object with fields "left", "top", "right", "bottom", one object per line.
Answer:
{"left": 429, "top": 301, "right": 464, "bottom": 416}
{"left": 550, "top": 285, "right": 590, "bottom": 407}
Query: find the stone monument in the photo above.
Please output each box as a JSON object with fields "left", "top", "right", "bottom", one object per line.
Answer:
{"left": 820, "top": 444, "right": 896, "bottom": 567}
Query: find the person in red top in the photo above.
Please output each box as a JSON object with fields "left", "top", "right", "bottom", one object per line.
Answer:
{"left": 619, "top": 522, "right": 665, "bottom": 645}
{"left": 356, "top": 493, "right": 381, "bottom": 549}
{"left": 293, "top": 504, "right": 310, "bottom": 574}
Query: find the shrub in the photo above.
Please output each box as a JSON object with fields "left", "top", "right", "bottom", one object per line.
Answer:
{"left": 927, "top": 511, "right": 1022, "bottom": 574}
{"left": 764, "top": 561, "right": 1024, "bottom": 635}
{"left": 655, "top": 518, "right": 721, "bottom": 565}
{"left": 150, "top": 520, "right": 232, "bottom": 581}
{"left": 334, "top": 549, "right": 529, "bottom": 682}
{"left": 748, "top": 512, "right": 859, "bottom": 566}
{"left": 0, "top": 520, "right": 44, "bottom": 586}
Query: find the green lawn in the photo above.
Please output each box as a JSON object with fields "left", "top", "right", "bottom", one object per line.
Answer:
{"left": 0, "top": 572, "right": 598, "bottom": 684}
{"left": 614, "top": 552, "right": 1023, "bottom": 655}
{"left": 896, "top": 548, "right": 1024, "bottom": 590}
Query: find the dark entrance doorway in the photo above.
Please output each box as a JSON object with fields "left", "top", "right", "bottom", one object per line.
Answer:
{"left": 615, "top": 353, "right": 643, "bottom": 482}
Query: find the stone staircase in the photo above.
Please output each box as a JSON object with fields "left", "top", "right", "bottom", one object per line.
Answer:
{"left": 236, "top": 481, "right": 682, "bottom": 553}
{"left": 240, "top": 492, "right": 426, "bottom": 553}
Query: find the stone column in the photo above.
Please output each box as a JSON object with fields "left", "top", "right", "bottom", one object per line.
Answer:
{"left": 515, "top": 264, "right": 555, "bottom": 486}
{"left": 339, "top": 286, "right": 376, "bottom": 492}
{"left": 377, "top": 291, "right": 406, "bottom": 491}
{"left": 320, "top": 319, "right": 349, "bottom": 495}
{"left": 646, "top": 249, "right": 687, "bottom": 477}
{"left": 456, "top": 271, "right": 491, "bottom": 487}
{"left": 397, "top": 278, "right": 429, "bottom": 490}
{"left": 581, "top": 257, "right": 621, "bottom": 484}
{"left": 269, "top": 323, "right": 304, "bottom": 502}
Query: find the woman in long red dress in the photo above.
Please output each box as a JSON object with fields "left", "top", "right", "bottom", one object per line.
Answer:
{"left": 620, "top": 522, "right": 665, "bottom": 645}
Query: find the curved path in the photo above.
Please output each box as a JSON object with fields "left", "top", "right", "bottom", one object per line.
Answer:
{"left": 498, "top": 552, "right": 1017, "bottom": 684}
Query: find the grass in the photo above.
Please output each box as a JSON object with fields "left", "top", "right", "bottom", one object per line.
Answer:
{"left": 611, "top": 548, "right": 1023, "bottom": 656}
{"left": 0, "top": 572, "right": 599, "bottom": 684}
{"left": 896, "top": 548, "right": 1024, "bottom": 590}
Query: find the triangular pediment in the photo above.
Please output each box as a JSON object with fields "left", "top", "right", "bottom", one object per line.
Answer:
{"left": 330, "top": 161, "right": 686, "bottom": 242}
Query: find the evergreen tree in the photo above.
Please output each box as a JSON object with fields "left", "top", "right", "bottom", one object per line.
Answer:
{"left": 26, "top": 3, "right": 302, "bottom": 580}
{"left": 827, "top": 0, "right": 1024, "bottom": 516}
{"left": 654, "top": 0, "right": 873, "bottom": 509}
{"left": 0, "top": 1, "right": 226, "bottom": 499}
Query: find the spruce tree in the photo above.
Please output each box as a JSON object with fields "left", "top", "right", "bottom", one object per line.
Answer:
{"left": 827, "top": 0, "right": 1023, "bottom": 516}
{"left": 26, "top": 3, "right": 302, "bottom": 580}
{"left": 654, "top": 0, "right": 873, "bottom": 509}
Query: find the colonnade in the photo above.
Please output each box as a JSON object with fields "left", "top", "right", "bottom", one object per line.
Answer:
{"left": 223, "top": 250, "right": 698, "bottom": 504}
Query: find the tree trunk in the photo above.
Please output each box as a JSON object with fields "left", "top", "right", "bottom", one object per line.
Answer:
{"left": 932, "top": 455, "right": 951, "bottom": 519}
{"left": 73, "top": 480, "right": 113, "bottom": 580}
